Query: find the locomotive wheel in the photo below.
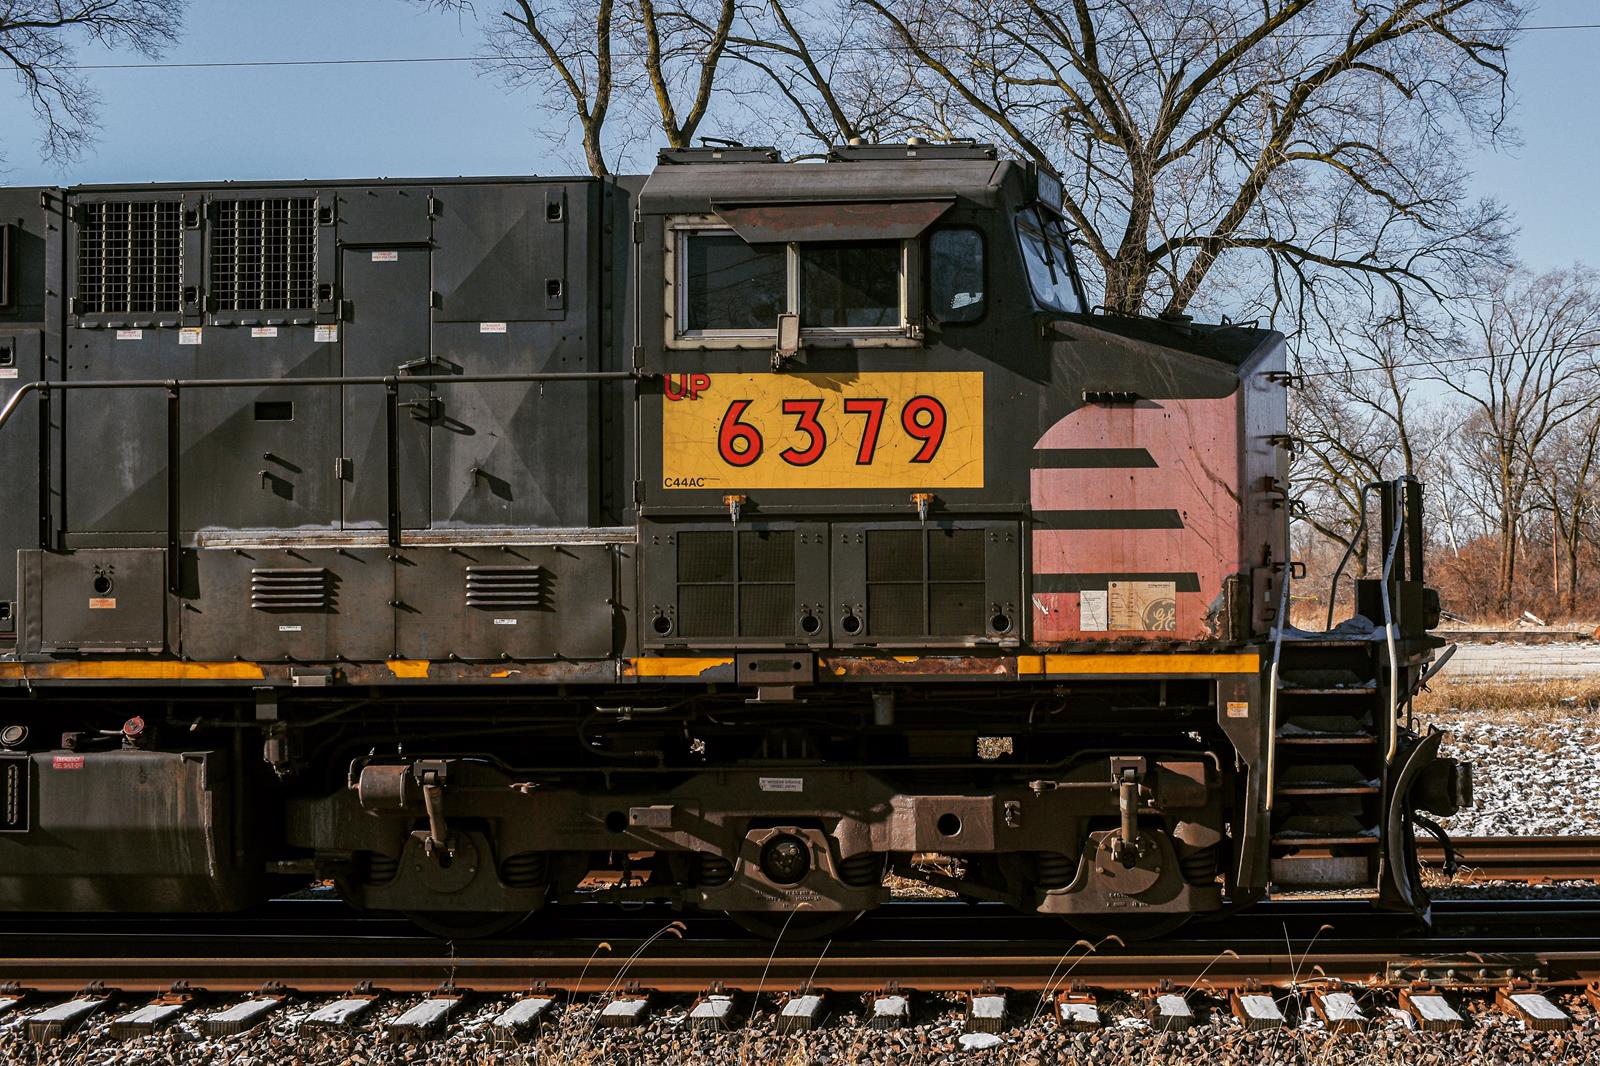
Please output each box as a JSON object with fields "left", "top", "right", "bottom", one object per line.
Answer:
{"left": 405, "top": 909, "right": 532, "bottom": 939}
{"left": 1062, "top": 912, "right": 1192, "bottom": 943}
{"left": 725, "top": 908, "right": 865, "bottom": 940}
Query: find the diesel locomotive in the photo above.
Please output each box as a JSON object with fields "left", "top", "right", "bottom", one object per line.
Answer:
{"left": 0, "top": 142, "right": 1470, "bottom": 937}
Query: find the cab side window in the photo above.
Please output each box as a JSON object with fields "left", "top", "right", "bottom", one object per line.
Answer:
{"left": 798, "top": 241, "right": 902, "bottom": 328}
{"left": 682, "top": 231, "right": 785, "bottom": 332}
{"left": 928, "top": 228, "right": 984, "bottom": 323}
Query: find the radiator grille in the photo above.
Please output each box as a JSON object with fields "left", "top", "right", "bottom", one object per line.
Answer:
{"left": 76, "top": 201, "right": 183, "bottom": 315}
{"left": 676, "top": 529, "right": 796, "bottom": 638}
{"left": 465, "top": 565, "right": 545, "bottom": 610}
{"left": 211, "top": 198, "right": 318, "bottom": 311}
{"left": 864, "top": 528, "right": 984, "bottom": 636}
{"left": 250, "top": 567, "right": 332, "bottom": 611}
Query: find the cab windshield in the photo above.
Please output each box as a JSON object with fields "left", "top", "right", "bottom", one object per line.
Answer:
{"left": 1015, "top": 207, "right": 1083, "bottom": 314}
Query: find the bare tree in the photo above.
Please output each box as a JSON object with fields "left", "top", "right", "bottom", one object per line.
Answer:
{"left": 1530, "top": 408, "right": 1600, "bottom": 615}
{"left": 0, "top": 0, "right": 185, "bottom": 165}
{"left": 1429, "top": 266, "right": 1600, "bottom": 612}
{"left": 831, "top": 0, "right": 1519, "bottom": 322}
{"left": 421, "top": 0, "right": 735, "bottom": 176}
{"left": 1291, "top": 314, "right": 1439, "bottom": 617}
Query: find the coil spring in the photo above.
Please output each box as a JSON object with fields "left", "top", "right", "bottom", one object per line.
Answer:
{"left": 361, "top": 852, "right": 399, "bottom": 886}
{"left": 499, "top": 851, "right": 550, "bottom": 888}
{"left": 838, "top": 852, "right": 885, "bottom": 887}
{"left": 1178, "top": 844, "right": 1219, "bottom": 885}
{"left": 1035, "top": 851, "right": 1076, "bottom": 890}
{"left": 697, "top": 854, "right": 733, "bottom": 886}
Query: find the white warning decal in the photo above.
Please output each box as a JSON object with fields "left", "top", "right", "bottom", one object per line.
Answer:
{"left": 759, "top": 777, "right": 804, "bottom": 793}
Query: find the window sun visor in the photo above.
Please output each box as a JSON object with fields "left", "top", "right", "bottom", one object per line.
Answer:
{"left": 710, "top": 199, "right": 954, "bottom": 244}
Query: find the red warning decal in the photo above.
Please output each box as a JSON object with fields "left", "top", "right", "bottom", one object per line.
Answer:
{"left": 52, "top": 755, "right": 84, "bottom": 770}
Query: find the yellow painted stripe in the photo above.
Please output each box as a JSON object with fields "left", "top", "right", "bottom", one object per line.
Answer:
{"left": 0, "top": 660, "right": 267, "bottom": 681}
{"left": 385, "top": 660, "right": 431, "bottom": 679}
{"left": 627, "top": 657, "right": 734, "bottom": 678}
{"left": 1021, "top": 652, "right": 1260, "bottom": 675}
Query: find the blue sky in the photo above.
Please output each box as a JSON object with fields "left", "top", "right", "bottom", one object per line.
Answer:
{"left": 0, "top": 0, "right": 1592, "bottom": 274}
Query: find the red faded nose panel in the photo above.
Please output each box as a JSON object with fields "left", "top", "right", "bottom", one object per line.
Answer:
{"left": 1030, "top": 396, "right": 1241, "bottom": 641}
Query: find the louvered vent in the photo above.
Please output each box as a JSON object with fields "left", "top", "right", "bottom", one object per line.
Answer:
{"left": 250, "top": 567, "right": 332, "bottom": 611}
{"left": 465, "top": 565, "right": 545, "bottom": 610}
{"left": 210, "top": 198, "right": 318, "bottom": 311}
{"left": 677, "top": 529, "right": 795, "bottom": 638}
{"left": 76, "top": 201, "right": 183, "bottom": 314}
{"left": 865, "top": 528, "right": 984, "bottom": 636}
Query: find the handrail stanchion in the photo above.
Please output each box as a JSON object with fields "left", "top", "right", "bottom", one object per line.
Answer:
{"left": 37, "top": 382, "right": 51, "bottom": 551}
{"left": 385, "top": 378, "right": 401, "bottom": 549}
{"left": 166, "top": 383, "right": 182, "bottom": 593}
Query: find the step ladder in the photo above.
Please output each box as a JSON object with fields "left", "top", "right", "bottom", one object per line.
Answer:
{"left": 1267, "top": 640, "right": 1389, "bottom": 891}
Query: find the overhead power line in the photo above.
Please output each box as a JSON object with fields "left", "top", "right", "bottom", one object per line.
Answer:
{"left": 57, "top": 21, "right": 1600, "bottom": 71}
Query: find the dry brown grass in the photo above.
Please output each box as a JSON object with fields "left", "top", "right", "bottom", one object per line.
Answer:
{"left": 1414, "top": 677, "right": 1600, "bottom": 723}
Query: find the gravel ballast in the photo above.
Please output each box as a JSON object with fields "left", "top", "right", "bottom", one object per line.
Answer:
{"left": 4, "top": 988, "right": 1598, "bottom": 1066}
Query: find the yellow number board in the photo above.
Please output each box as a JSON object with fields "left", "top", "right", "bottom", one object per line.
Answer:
{"left": 660, "top": 371, "right": 984, "bottom": 490}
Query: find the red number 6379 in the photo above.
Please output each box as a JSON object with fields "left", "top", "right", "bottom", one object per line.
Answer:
{"left": 717, "top": 395, "right": 947, "bottom": 468}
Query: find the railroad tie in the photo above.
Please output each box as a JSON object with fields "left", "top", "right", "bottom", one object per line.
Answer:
{"left": 1310, "top": 989, "right": 1367, "bottom": 1033}
{"left": 964, "top": 990, "right": 1008, "bottom": 1034}
{"left": 201, "top": 994, "right": 286, "bottom": 1037}
{"left": 302, "top": 992, "right": 381, "bottom": 1030}
{"left": 1495, "top": 988, "right": 1571, "bottom": 1031}
{"left": 0, "top": 994, "right": 24, "bottom": 1021}
{"left": 25, "top": 993, "right": 111, "bottom": 1042}
{"left": 1230, "top": 990, "right": 1286, "bottom": 1031}
{"left": 492, "top": 995, "right": 557, "bottom": 1042}
{"left": 870, "top": 991, "right": 911, "bottom": 1030}
{"left": 387, "top": 993, "right": 466, "bottom": 1040}
{"left": 598, "top": 994, "right": 652, "bottom": 1028}
{"left": 1398, "top": 988, "right": 1464, "bottom": 1032}
{"left": 109, "top": 993, "right": 193, "bottom": 1039}
{"left": 1056, "top": 991, "right": 1100, "bottom": 1031}
{"left": 777, "top": 990, "right": 826, "bottom": 1033}
{"left": 1150, "top": 992, "right": 1194, "bottom": 1031}
{"left": 689, "top": 993, "right": 741, "bottom": 1034}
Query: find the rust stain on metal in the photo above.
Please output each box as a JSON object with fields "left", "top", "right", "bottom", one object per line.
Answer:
{"left": 820, "top": 656, "right": 1017, "bottom": 679}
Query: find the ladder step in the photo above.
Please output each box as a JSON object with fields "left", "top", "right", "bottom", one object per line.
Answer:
{"left": 1274, "top": 785, "right": 1381, "bottom": 796}
{"left": 1277, "top": 735, "right": 1377, "bottom": 746}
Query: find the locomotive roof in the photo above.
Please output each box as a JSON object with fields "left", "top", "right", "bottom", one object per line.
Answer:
{"left": 637, "top": 157, "right": 1016, "bottom": 215}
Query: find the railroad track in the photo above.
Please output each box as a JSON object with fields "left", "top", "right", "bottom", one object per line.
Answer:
{"left": 1420, "top": 835, "right": 1600, "bottom": 881}
{"left": 2, "top": 838, "right": 1598, "bottom": 1048}
{"left": 4, "top": 897, "right": 1600, "bottom": 1045}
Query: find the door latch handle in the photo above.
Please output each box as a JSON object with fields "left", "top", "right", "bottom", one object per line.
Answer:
{"left": 397, "top": 396, "right": 442, "bottom": 421}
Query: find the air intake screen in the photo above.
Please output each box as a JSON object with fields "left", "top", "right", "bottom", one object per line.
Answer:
{"left": 210, "top": 198, "right": 318, "bottom": 311}
{"left": 677, "top": 529, "right": 795, "bottom": 637}
{"left": 76, "top": 201, "right": 183, "bottom": 314}
{"left": 465, "top": 565, "right": 545, "bottom": 610}
{"left": 250, "top": 567, "right": 332, "bottom": 611}
{"left": 865, "top": 528, "right": 984, "bottom": 635}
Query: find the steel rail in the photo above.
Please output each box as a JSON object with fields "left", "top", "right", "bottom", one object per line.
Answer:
{"left": 4, "top": 943, "right": 1600, "bottom": 994}
{"left": 1420, "top": 835, "right": 1600, "bottom": 882}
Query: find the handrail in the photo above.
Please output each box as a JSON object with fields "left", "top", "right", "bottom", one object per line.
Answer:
{"left": 1378, "top": 479, "right": 1409, "bottom": 763}
{"left": 1263, "top": 558, "right": 1293, "bottom": 813}
{"left": 1, "top": 370, "right": 641, "bottom": 589}
{"left": 0, "top": 371, "right": 638, "bottom": 434}
{"left": 1323, "top": 484, "right": 1375, "bottom": 632}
